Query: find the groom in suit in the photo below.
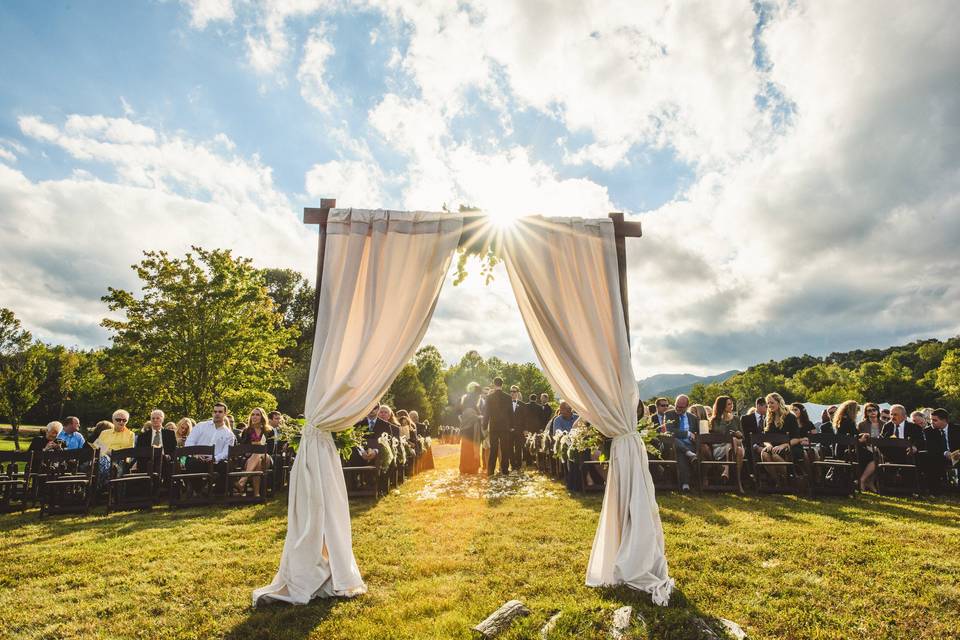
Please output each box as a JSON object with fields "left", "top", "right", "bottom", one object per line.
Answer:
{"left": 482, "top": 377, "right": 513, "bottom": 475}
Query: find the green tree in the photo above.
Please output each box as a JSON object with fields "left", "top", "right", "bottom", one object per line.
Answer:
{"left": 262, "top": 268, "right": 315, "bottom": 414}
{"left": 0, "top": 308, "right": 47, "bottom": 449}
{"left": 101, "top": 247, "right": 297, "bottom": 420}
{"left": 935, "top": 349, "right": 960, "bottom": 409}
{"left": 445, "top": 350, "right": 494, "bottom": 403}
{"left": 385, "top": 363, "right": 430, "bottom": 417}
{"left": 725, "top": 364, "right": 789, "bottom": 408}
{"left": 786, "top": 363, "right": 859, "bottom": 404}
{"left": 414, "top": 345, "right": 448, "bottom": 423}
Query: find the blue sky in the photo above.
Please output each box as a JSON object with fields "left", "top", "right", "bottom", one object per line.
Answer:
{"left": 1, "top": 1, "right": 958, "bottom": 377}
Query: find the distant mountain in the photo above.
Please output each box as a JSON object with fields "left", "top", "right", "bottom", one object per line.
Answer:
{"left": 637, "top": 370, "right": 740, "bottom": 400}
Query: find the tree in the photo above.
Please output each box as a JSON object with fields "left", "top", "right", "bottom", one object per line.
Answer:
{"left": 101, "top": 248, "right": 297, "bottom": 420}
{"left": 0, "top": 309, "right": 47, "bottom": 449}
{"left": 445, "top": 350, "right": 495, "bottom": 403}
{"left": 935, "top": 349, "right": 960, "bottom": 409}
{"left": 385, "top": 363, "right": 430, "bottom": 417}
{"left": 262, "top": 268, "right": 315, "bottom": 415}
{"left": 414, "top": 345, "right": 448, "bottom": 423}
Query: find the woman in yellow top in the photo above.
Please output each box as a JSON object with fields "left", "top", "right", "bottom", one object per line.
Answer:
{"left": 93, "top": 409, "right": 136, "bottom": 487}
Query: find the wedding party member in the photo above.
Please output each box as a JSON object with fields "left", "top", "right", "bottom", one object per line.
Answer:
{"left": 666, "top": 394, "right": 698, "bottom": 492}
{"left": 185, "top": 403, "right": 237, "bottom": 489}
{"left": 175, "top": 418, "right": 194, "bottom": 447}
{"left": 707, "top": 396, "right": 743, "bottom": 485}
{"left": 56, "top": 417, "right": 85, "bottom": 450}
{"left": 550, "top": 402, "right": 579, "bottom": 436}
{"left": 651, "top": 397, "right": 670, "bottom": 432}
{"left": 855, "top": 401, "right": 882, "bottom": 492}
{"left": 482, "top": 377, "right": 513, "bottom": 475}
{"left": 923, "top": 408, "right": 960, "bottom": 494}
{"left": 458, "top": 382, "right": 483, "bottom": 474}
{"left": 758, "top": 393, "right": 802, "bottom": 482}
{"left": 30, "top": 421, "right": 64, "bottom": 453}
{"left": 538, "top": 393, "right": 553, "bottom": 431}
{"left": 508, "top": 386, "right": 528, "bottom": 470}
{"left": 235, "top": 407, "right": 275, "bottom": 496}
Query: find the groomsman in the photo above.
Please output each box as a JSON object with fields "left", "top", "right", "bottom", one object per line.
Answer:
{"left": 482, "top": 378, "right": 513, "bottom": 475}
{"left": 509, "top": 386, "right": 528, "bottom": 469}
{"left": 538, "top": 393, "right": 554, "bottom": 431}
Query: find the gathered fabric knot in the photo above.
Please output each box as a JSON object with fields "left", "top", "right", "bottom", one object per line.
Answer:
{"left": 613, "top": 431, "right": 641, "bottom": 442}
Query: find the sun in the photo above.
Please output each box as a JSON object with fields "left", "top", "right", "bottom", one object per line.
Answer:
{"left": 485, "top": 209, "right": 518, "bottom": 228}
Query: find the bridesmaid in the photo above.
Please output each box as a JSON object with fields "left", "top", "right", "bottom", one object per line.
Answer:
{"left": 458, "top": 382, "right": 483, "bottom": 474}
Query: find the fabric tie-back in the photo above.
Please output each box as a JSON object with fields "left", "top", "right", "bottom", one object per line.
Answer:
{"left": 252, "top": 209, "right": 462, "bottom": 606}
{"left": 502, "top": 216, "right": 673, "bottom": 605}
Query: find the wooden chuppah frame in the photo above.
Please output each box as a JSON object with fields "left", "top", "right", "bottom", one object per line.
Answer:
{"left": 304, "top": 198, "right": 642, "bottom": 342}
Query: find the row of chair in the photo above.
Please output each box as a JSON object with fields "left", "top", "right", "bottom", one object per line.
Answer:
{"left": 0, "top": 441, "right": 297, "bottom": 515}
{"left": 341, "top": 436, "right": 433, "bottom": 499}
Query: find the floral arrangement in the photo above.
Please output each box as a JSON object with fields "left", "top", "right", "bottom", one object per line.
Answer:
{"left": 376, "top": 432, "right": 395, "bottom": 472}
{"left": 554, "top": 419, "right": 606, "bottom": 462}
{"left": 333, "top": 427, "right": 364, "bottom": 461}
{"left": 637, "top": 416, "right": 662, "bottom": 459}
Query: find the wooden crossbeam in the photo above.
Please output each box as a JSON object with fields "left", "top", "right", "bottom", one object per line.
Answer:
{"left": 303, "top": 201, "right": 640, "bottom": 342}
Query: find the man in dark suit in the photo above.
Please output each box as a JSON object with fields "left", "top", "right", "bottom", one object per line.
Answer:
{"left": 347, "top": 404, "right": 382, "bottom": 467}
{"left": 740, "top": 398, "right": 766, "bottom": 439}
{"left": 537, "top": 393, "right": 554, "bottom": 432}
{"left": 651, "top": 397, "right": 670, "bottom": 433}
{"left": 664, "top": 394, "right": 699, "bottom": 491}
{"left": 482, "top": 377, "right": 513, "bottom": 475}
{"left": 508, "top": 386, "right": 529, "bottom": 469}
{"left": 880, "top": 404, "right": 925, "bottom": 465}
{"left": 923, "top": 408, "right": 960, "bottom": 494}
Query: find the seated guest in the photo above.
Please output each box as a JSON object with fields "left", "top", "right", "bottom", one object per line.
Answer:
{"left": 30, "top": 421, "right": 64, "bottom": 453}
{"left": 175, "top": 417, "right": 194, "bottom": 447}
{"left": 375, "top": 405, "right": 400, "bottom": 438}
{"left": 548, "top": 402, "right": 578, "bottom": 436}
{"left": 790, "top": 403, "right": 819, "bottom": 466}
{"left": 235, "top": 407, "right": 274, "bottom": 496}
{"left": 267, "top": 411, "right": 285, "bottom": 438}
{"left": 185, "top": 402, "right": 237, "bottom": 489}
{"left": 911, "top": 410, "right": 927, "bottom": 430}
{"left": 818, "top": 406, "right": 838, "bottom": 432}
{"left": 666, "top": 394, "right": 698, "bottom": 492}
{"left": 136, "top": 408, "right": 177, "bottom": 457}
{"left": 740, "top": 397, "right": 767, "bottom": 442}
{"left": 758, "top": 392, "right": 802, "bottom": 482}
{"left": 93, "top": 410, "right": 136, "bottom": 486}
{"left": 89, "top": 419, "right": 113, "bottom": 444}
{"left": 408, "top": 410, "right": 423, "bottom": 437}
{"left": 924, "top": 408, "right": 960, "bottom": 494}
{"left": 56, "top": 416, "right": 86, "bottom": 450}
{"left": 650, "top": 397, "right": 670, "bottom": 432}
{"left": 881, "top": 404, "right": 925, "bottom": 452}
{"left": 832, "top": 400, "right": 859, "bottom": 438}
{"left": 880, "top": 407, "right": 892, "bottom": 424}
{"left": 398, "top": 415, "right": 415, "bottom": 439}
{"left": 355, "top": 404, "right": 380, "bottom": 433}
{"left": 856, "top": 401, "right": 882, "bottom": 491}
{"left": 707, "top": 395, "right": 744, "bottom": 485}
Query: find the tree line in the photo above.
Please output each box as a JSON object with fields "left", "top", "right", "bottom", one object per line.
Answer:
{"left": 0, "top": 247, "right": 554, "bottom": 446}
{"left": 683, "top": 337, "right": 960, "bottom": 412}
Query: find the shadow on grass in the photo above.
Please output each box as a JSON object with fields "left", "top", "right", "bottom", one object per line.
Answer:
{"left": 223, "top": 596, "right": 344, "bottom": 640}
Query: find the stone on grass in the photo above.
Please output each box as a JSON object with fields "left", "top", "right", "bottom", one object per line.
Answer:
{"left": 609, "top": 605, "right": 633, "bottom": 639}
{"left": 720, "top": 618, "right": 749, "bottom": 639}
{"left": 473, "top": 600, "right": 530, "bottom": 638}
{"left": 539, "top": 611, "right": 562, "bottom": 639}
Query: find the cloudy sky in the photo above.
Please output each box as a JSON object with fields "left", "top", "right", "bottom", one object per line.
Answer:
{"left": 1, "top": 0, "right": 958, "bottom": 378}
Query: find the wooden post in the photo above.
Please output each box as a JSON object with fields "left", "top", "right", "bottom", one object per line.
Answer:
{"left": 608, "top": 212, "right": 642, "bottom": 346}
{"left": 303, "top": 198, "right": 336, "bottom": 320}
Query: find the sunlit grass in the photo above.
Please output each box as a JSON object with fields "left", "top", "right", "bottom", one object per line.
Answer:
{"left": 1, "top": 447, "right": 958, "bottom": 639}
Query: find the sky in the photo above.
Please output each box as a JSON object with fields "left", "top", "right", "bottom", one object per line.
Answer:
{"left": 0, "top": 0, "right": 958, "bottom": 378}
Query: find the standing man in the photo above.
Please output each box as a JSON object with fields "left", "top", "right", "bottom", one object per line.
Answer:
{"left": 56, "top": 416, "right": 86, "bottom": 450}
{"left": 538, "top": 393, "right": 554, "bottom": 432}
{"left": 482, "top": 377, "right": 513, "bottom": 475}
{"left": 509, "top": 386, "right": 528, "bottom": 470}
{"left": 666, "top": 394, "right": 699, "bottom": 492}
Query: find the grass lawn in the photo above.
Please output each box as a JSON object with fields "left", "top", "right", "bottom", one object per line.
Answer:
{"left": 1, "top": 447, "right": 958, "bottom": 639}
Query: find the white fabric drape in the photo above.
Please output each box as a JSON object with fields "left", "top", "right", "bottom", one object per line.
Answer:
{"left": 253, "top": 209, "right": 462, "bottom": 606}
{"left": 501, "top": 216, "right": 674, "bottom": 606}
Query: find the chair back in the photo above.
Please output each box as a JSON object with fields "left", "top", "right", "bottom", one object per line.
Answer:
{"left": 698, "top": 432, "right": 733, "bottom": 446}
{"left": 0, "top": 450, "right": 34, "bottom": 476}
{"left": 171, "top": 445, "right": 216, "bottom": 473}
{"left": 110, "top": 447, "right": 157, "bottom": 474}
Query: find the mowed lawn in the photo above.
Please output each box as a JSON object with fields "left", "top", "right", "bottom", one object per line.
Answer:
{"left": 1, "top": 448, "right": 959, "bottom": 640}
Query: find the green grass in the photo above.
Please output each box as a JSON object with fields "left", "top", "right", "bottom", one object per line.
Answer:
{"left": 1, "top": 448, "right": 958, "bottom": 639}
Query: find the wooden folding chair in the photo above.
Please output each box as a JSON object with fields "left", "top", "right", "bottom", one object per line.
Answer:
{"left": 107, "top": 447, "right": 160, "bottom": 511}
{"left": 224, "top": 444, "right": 271, "bottom": 504}
{"left": 696, "top": 433, "right": 742, "bottom": 493}
{"left": 806, "top": 435, "right": 857, "bottom": 497}
{"left": 38, "top": 446, "right": 96, "bottom": 516}
{"left": 648, "top": 435, "right": 681, "bottom": 492}
{"left": 872, "top": 438, "right": 920, "bottom": 495}
{"left": 169, "top": 445, "right": 217, "bottom": 507}
{"left": 0, "top": 450, "right": 34, "bottom": 512}
{"left": 579, "top": 451, "right": 608, "bottom": 493}
{"left": 751, "top": 433, "right": 798, "bottom": 494}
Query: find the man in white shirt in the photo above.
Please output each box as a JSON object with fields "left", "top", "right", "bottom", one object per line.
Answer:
{"left": 185, "top": 402, "right": 237, "bottom": 489}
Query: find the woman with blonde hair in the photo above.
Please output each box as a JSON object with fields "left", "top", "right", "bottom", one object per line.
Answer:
{"left": 175, "top": 417, "right": 194, "bottom": 448}
{"left": 758, "top": 392, "right": 804, "bottom": 482}
{"left": 236, "top": 407, "right": 275, "bottom": 497}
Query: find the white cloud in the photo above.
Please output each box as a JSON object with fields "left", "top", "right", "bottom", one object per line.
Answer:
{"left": 297, "top": 25, "right": 337, "bottom": 112}
{"left": 2, "top": 115, "right": 314, "bottom": 347}
{"left": 180, "top": 0, "right": 236, "bottom": 30}
{"left": 305, "top": 159, "right": 388, "bottom": 208}
{"left": 243, "top": 0, "right": 332, "bottom": 74}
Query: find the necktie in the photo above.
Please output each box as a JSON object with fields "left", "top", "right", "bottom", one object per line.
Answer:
{"left": 152, "top": 429, "right": 161, "bottom": 447}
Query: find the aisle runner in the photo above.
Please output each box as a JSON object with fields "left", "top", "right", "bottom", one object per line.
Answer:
{"left": 415, "top": 469, "right": 560, "bottom": 501}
